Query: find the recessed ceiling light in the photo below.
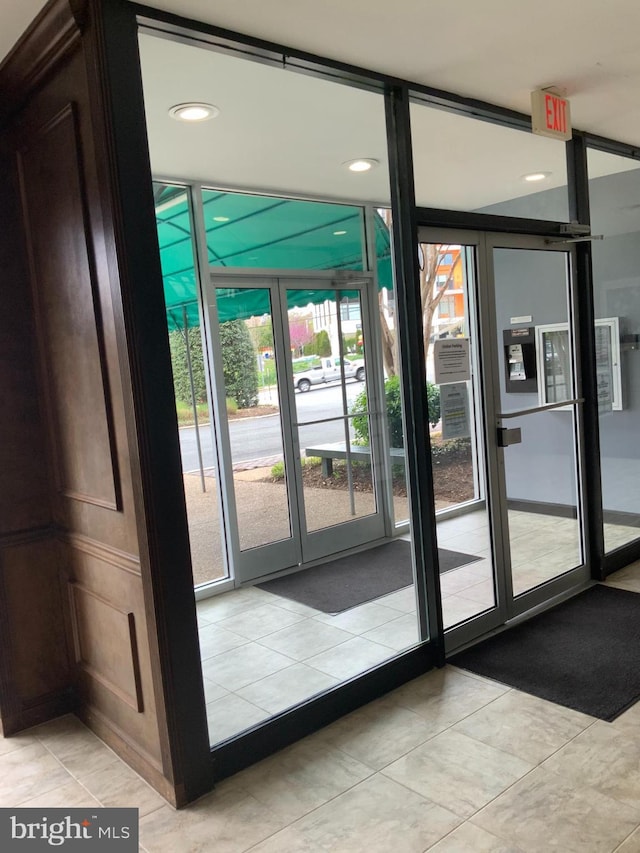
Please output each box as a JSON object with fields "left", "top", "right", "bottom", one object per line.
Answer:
{"left": 343, "top": 158, "right": 379, "bottom": 173}
{"left": 169, "top": 103, "right": 220, "bottom": 122}
{"left": 333, "top": 230, "right": 347, "bottom": 236}
{"left": 522, "top": 171, "right": 552, "bottom": 182}
{"left": 213, "top": 216, "right": 230, "bottom": 222}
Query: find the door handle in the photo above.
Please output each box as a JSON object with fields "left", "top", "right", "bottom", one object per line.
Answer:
{"left": 497, "top": 427, "right": 522, "bottom": 448}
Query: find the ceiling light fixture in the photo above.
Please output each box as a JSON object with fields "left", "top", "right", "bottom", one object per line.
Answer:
{"left": 213, "top": 216, "right": 230, "bottom": 222}
{"left": 343, "top": 158, "right": 379, "bottom": 173}
{"left": 169, "top": 102, "right": 220, "bottom": 122}
{"left": 333, "top": 230, "right": 347, "bottom": 236}
{"left": 522, "top": 171, "right": 552, "bottom": 182}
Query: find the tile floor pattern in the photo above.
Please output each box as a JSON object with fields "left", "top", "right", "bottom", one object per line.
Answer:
{"left": 198, "top": 509, "right": 640, "bottom": 745}
{"left": 3, "top": 562, "right": 640, "bottom": 852}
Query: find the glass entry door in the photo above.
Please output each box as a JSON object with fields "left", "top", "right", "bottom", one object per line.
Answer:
{"left": 418, "top": 229, "right": 588, "bottom": 649}
{"left": 203, "top": 274, "right": 387, "bottom": 584}
{"left": 488, "top": 237, "right": 587, "bottom": 614}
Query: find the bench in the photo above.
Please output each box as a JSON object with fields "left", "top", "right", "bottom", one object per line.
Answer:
{"left": 304, "top": 442, "right": 405, "bottom": 477}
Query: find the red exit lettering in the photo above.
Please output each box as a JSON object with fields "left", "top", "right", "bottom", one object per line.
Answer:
{"left": 545, "top": 93, "right": 567, "bottom": 134}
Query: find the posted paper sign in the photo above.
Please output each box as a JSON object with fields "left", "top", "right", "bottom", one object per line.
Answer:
{"left": 594, "top": 324, "right": 613, "bottom": 414}
{"left": 441, "top": 382, "right": 470, "bottom": 440}
{"left": 434, "top": 338, "right": 470, "bottom": 384}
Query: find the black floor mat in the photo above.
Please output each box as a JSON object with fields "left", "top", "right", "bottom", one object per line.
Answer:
{"left": 257, "top": 540, "right": 480, "bottom": 613}
{"left": 451, "top": 584, "right": 640, "bottom": 721}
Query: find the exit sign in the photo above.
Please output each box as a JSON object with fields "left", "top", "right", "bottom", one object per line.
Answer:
{"left": 531, "top": 89, "right": 572, "bottom": 141}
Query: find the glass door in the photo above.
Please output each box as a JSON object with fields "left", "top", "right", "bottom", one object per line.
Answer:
{"left": 284, "top": 280, "right": 386, "bottom": 563}
{"left": 486, "top": 235, "right": 588, "bottom": 617}
{"left": 416, "top": 232, "right": 502, "bottom": 643}
{"left": 206, "top": 279, "right": 302, "bottom": 582}
{"left": 420, "top": 229, "right": 589, "bottom": 649}
{"left": 204, "top": 274, "right": 387, "bottom": 584}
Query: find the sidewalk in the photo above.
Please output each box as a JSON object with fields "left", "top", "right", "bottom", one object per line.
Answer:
{"left": 182, "top": 470, "right": 410, "bottom": 587}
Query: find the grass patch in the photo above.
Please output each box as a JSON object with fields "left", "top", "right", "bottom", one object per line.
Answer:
{"left": 175, "top": 400, "right": 209, "bottom": 426}
{"left": 270, "top": 456, "right": 321, "bottom": 480}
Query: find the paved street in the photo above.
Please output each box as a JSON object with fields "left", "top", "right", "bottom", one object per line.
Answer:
{"left": 180, "top": 381, "right": 365, "bottom": 472}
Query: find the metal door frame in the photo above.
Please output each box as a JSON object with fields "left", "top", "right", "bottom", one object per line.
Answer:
{"left": 201, "top": 269, "right": 390, "bottom": 584}
{"left": 420, "top": 228, "right": 590, "bottom": 652}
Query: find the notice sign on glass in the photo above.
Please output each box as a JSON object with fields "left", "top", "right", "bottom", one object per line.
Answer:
{"left": 594, "top": 323, "right": 614, "bottom": 414}
{"left": 441, "top": 382, "right": 470, "bottom": 440}
{"left": 434, "top": 338, "right": 471, "bottom": 385}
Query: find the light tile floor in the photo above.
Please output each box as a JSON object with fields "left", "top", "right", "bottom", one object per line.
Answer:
{"left": 199, "top": 508, "right": 640, "bottom": 745}
{"left": 4, "top": 561, "right": 640, "bottom": 851}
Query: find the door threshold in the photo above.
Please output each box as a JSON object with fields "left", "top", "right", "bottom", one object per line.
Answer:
{"left": 445, "top": 578, "right": 595, "bottom": 657}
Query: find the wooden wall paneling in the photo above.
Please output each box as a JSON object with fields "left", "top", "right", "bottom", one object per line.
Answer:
{"left": 80, "top": 0, "right": 214, "bottom": 805}
{"left": 0, "top": 5, "right": 168, "bottom": 799}
{"left": 0, "top": 0, "right": 83, "bottom": 124}
{"left": 0, "top": 144, "right": 51, "bottom": 536}
{"left": 69, "top": 584, "right": 143, "bottom": 713}
{"left": 0, "top": 533, "right": 76, "bottom": 734}
{"left": 0, "top": 0, "right": 212, "bottom": 807}
{"left": 0, "top": 29, "right": 71, "bottom": 737}
{"left": 61, "top": 532, "right": 163, "bottom": 762}
{"left": 16, "top": 101, "right": 122, "bottom": 513}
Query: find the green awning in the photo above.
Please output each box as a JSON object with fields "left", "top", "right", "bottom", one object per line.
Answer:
{"left": 155, "top": 185, "right": 392, "bottom": 329}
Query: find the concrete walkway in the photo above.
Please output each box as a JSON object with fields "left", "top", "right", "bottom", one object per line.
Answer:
{"left": 183, "top": 470, "right": 411, "bottom": 587}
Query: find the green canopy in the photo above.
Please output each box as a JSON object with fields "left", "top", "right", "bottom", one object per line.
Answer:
{"left": 155, "top": 185, "right": 393, "bottom": 329}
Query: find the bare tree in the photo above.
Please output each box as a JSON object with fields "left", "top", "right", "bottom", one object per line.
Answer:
{"left": 378, "top": 209, "right": 399, "bottom": 377}
{"left": 419, "top": 243, "right": 461, "bottom": 360}
{"left": 377, "top": 210, "right": 461, "bottom": 377}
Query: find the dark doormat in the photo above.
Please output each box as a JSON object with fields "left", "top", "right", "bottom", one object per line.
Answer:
{"left": 257, "top": 540, "right": 480, "bottom": 613}
{"left": 450, "top": 584, "right": 640, "bottom": 721}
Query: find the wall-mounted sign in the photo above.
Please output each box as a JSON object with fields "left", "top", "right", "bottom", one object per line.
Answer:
{"left": 434, "top": 338, "right": 470, "bottom": 384}
{"left": 441, "top": 383, "right": 470, "bottom": 440}
{"left": 531, "top": 89, "right": 571, "bottom": 141}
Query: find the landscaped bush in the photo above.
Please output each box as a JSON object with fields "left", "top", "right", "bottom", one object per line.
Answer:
{"left": 302, "top": 329, "right": 331, "bottom": 357}
{"left": 168, "top": 327, "right": 207, "bottom": 404}
{"left": 351, "top": 375, "right": 441, "bottom": 447}
{"left": 431, "top": 435, "right": 472, "bottom": 461}
{"left": 219, "top": 319, "right": 259, "bottom": 409}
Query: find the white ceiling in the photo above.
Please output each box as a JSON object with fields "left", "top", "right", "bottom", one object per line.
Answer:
{"left": 135, "top": 0, "right": 640, "bottom": 147}
{"left": 4, "top": 1, "right": 640, "bottom": 146}
{"left": 4, "top": 0, "right": 640, "bottom": 211}
{"left": 138, "top": 31, "right": 638, "bottom": 212}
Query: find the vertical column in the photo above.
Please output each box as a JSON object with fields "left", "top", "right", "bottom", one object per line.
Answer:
{"left": 384, "top": 85, "right": 444, "bottom": 661}
{"left": 566, "top": 134, "right": 605, "bottom": 579}
{"left": 89, "top": 0, "right": 213, "bottom": 803}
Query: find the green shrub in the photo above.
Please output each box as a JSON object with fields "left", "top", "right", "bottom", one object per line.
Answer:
{"left": 270, "top": 460, "right": 285, "bottom": 479}
{"left": 302, "top": 329, "right": 331, "bottom": 357}
{"left": 427, "top": 381, "right": 441, "bottom": 426}
{"left": 431, "top": 436, "right": 472, "bottom": 461}
{"left": 168, "top": 327, "right": 208, "bottom": 405}
{"left": 219, "top": 319, "right": 259, "bottom": 409}
{"left": 271, "top": 456, "right": 320, "bottom": 480}
{"left": 351, "top": 376, "right": 440, "bottom": 447}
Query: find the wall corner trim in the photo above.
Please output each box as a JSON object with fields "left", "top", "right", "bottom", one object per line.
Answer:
{"left": 0, "top": 0, "right": 84, "bottom": 123}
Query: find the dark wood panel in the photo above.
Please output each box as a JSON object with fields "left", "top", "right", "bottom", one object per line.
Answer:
{"left": 0, "top": 0, "right": 212, "bottom": 807}
{"left": 17, "top": 103, "right": 121, "bottom": 511}
{"left": 0, "top": 538, "right": 75, "bottom": 710}
{"left": 69, "top": 582, "right": 143, "bottom": 712}
{"left": 0, "top": 146, "right": 51, "bottom": 535}
{"left": 62, "top": 533, "right": 163, "bottom": 766}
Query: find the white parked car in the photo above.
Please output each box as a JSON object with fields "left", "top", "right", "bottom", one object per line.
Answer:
{"left": 293, "top": 356, "right": 365, "bottom": 392}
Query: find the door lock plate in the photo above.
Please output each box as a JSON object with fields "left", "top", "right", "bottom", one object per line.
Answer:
{"left": 497, "top": 426, "right": 522, "bottom": 447}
